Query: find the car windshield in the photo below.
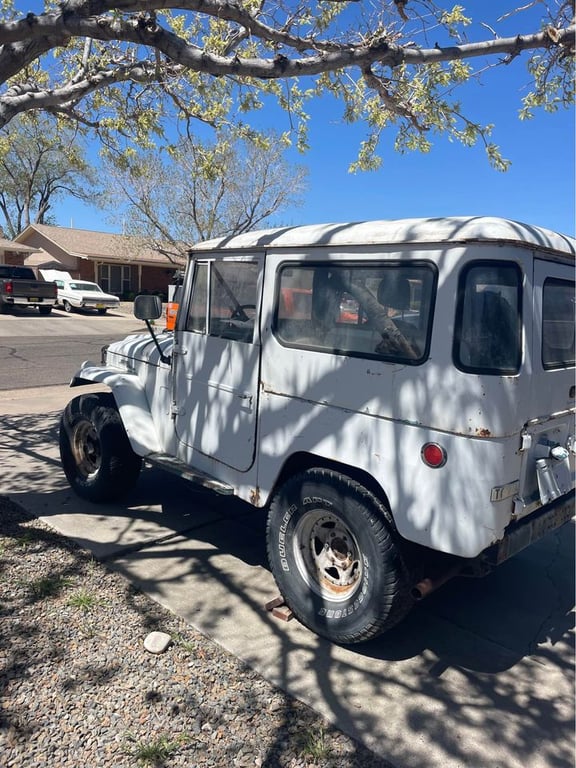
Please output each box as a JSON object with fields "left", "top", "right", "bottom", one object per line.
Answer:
{"left": 69, "top": 282, "right": 102, "bottom": 292}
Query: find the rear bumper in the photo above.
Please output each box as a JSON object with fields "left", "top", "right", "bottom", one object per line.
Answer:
{"left": 4, "top": 296, "right": 55, "bottom": 306}
{"left": 484, "top": 490, "right": 574, "bottom": 567}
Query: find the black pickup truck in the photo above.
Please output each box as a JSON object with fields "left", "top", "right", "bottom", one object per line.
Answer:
{"left": 0, "top": 265, "right": 58, "bottom": 315}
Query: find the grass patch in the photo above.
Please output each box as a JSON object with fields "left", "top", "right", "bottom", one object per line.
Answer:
{"left": 15, "top": 532, "right": 36, "bottom": 548}
{"left": 3, "top": 532, "right": 36, "bottom": 550}
{"left": 28, "top": 575, "right": 73, "bottom": 599}
{"left": 67, "top": 589, "right": 104, "bottom": 611}
{"left": 126, "top": 733, "right": 186, "bottom": 766}
{"left": 172, "top": 632, "right": 197, "bottom": 654}
{"left": 300, "top": 726, "right": 331, "bottom": 762}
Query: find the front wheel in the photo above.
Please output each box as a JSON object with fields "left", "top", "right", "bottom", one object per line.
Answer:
{"left": 63, "top": 300, "right": 73, "bottom": 313}
{"left": 59, "top": 392, "right": 142, "bottom": 502}
{"left": 266, "top": 469, "right": 414, "bottom": 644}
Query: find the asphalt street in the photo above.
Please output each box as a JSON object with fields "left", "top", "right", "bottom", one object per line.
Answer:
{"left": 0, "top": 304, "right": 145, "bottom": 389}
{"left": 0, "top": 310, "right": 574, "bottom": 768}
{"left": 0, "top": 335, "right": 112, "bottom": 389}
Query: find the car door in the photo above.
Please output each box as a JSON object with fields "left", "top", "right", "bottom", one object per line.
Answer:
{"left": 172, "top": 255, "right": 262, "bottom": 472}
{"left": 531, "top": 257, "right": 575, "bottom": 417}
{"left": 516, "top": 257, "right": 575, "bottom": 513}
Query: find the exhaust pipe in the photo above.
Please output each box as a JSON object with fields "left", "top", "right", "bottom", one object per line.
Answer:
{"left": 411, "top": 564, "right": 462, "bottom": 601}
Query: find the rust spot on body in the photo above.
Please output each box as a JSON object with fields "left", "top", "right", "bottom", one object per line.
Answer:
{"left": 476, "top": 428, "right": 492, "bottom": 437}
{"left": 250, "top": 487, "right": 261, "bottom": 505}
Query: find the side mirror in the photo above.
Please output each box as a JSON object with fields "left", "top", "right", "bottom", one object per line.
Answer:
{"left": 133, "top": 294, "right": 170, "bottom": 364}
{"left": 134, "top": 294, "right": 162, "bottom": 321}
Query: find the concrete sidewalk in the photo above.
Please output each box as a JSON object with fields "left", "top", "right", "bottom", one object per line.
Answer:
{"left": 1, "top": 384, "right": 574, "bottom": 768}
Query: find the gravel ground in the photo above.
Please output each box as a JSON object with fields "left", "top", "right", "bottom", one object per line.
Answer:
{"left": 0, "top": 496, "right": 393, "bottom": 768}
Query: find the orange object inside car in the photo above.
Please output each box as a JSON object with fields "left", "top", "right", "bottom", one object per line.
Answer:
{"left": 165, "top": 302, "right": 179, "bottom": 331}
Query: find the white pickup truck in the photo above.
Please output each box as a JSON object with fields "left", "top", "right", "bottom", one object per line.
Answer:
{"left": 58, "top": 216, "right": 575, "bottom": 644}
{"left": 40, "top": 270, "right": 120, "bottom": 314}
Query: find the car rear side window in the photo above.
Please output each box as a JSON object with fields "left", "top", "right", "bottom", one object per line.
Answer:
{"left": 453, "top": 262, "right": 522, "bottom": 375}
{"left": 542, "top": 278, "right": 575, "bottom": 369}
{"left": 274, "top": 262, "right": 436, "bottom": 364}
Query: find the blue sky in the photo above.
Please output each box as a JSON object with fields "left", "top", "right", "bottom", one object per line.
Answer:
{"left": 288, "top": 70, "right": 575, "bottom": 236}
{"left": 48, "top": 3, "right": 574, "bottom": 238}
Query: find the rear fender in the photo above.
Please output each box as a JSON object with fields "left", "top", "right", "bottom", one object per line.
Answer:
{"left": 72, "top": 365, "right": 162, "bottom": 455}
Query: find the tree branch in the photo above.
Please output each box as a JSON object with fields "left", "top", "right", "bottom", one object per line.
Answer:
{"left": 1, "top": 5, "right": 573, "bottom": 77}
{"left": 0, "top": 1, "right": 573, "bottom": 158}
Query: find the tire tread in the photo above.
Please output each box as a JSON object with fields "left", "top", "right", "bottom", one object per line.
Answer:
{"left": 267, "top": 468, "right": 414, "bottom": 644}
{"left": 59, "top": 392, "right": 142, "bottom": 502}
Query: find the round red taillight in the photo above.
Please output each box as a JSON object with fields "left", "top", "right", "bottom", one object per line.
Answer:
{"left": 421, "top": 442, "right": 447, "bottom": 468}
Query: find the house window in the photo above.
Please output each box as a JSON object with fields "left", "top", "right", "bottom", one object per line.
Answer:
{"left": 98, "top": 264, "right": 132, "bottom": 295}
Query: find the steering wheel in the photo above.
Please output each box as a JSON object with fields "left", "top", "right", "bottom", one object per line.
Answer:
{"left": 230, "top": 304, "right": 256, "bottom": 322}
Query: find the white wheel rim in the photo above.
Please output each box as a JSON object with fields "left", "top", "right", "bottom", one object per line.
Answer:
{"left": 292, "top": 508, "right": 362, "bottom": 603}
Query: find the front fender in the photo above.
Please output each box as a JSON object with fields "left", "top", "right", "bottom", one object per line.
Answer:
{"left": 72, "top": 364, "right": 162, "bottom": 456}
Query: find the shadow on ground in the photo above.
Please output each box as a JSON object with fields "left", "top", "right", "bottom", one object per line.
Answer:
{"left": 1, "top": 410, "right": 574, "bottom": 768}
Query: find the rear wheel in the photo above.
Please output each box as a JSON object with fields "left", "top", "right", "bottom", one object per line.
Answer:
{"left": 38, "top": 306, "right": 52, "bottom": 315}
{"left": 63, "top": 300, "right": 73, "bottom": 313}
{"left": 59, "top": 392, "right": 142, "bottom": 502}
{"left": 266, "top": 468, "right": 414, "bottom": 644}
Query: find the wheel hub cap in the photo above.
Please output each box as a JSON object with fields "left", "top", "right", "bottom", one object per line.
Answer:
{"left": 294, "top": 511, "right": 362, "bottom": 602}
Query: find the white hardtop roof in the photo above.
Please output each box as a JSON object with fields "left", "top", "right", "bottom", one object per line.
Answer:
{"left": 39, "top": 269, "right": 73, "bottom": 282}
{"left": 191, "top": 216, "right": 575, "bottom": 258}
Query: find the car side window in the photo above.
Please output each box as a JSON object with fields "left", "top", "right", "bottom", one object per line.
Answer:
{"left": 209, "top": 262, "right": 258, "bottom": 343}
{"left": 186, "top": 263, "right": 208, "bottom": 333}
{"left": 453, "top": 262, "right": 522, "bottom": 374}
{"left": 542, "top": 278, "right": 575, "bottom": 369}
{"left": 185, "top": 261, "right": 258, "bottom": 343}
{"left": 274, "top": 262, "right": 436, "bottom": 364}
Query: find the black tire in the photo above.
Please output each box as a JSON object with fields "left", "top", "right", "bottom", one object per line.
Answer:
{"left": 63, "top": 300, "right": 73, "bottom": 313}
{"left": 266, "top": 469, "right": 414, "bottom": 644}
{"left": 0, "top": 301, "right": 8, "bottom": 314}
{"left": 59, "top": 392, "right": 142, "bottom": 502}
{"left": 38, "top": 306, "right": 52, "bottom": 315}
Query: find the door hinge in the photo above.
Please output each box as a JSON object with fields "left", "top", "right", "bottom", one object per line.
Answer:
{"left": 170, "top": 403, "right": 185, "bottom": 416}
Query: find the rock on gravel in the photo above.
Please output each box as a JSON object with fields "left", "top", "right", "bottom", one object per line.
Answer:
{"left": 144, "top": 631, "right": 173, "bottom": 655}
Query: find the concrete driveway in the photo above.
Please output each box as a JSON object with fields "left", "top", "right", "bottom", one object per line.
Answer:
{"left": 1, "top": 384, "right": 574, "bottom": 768}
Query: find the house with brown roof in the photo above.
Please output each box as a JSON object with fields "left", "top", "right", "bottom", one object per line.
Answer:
{"left": 0, "top": 238, "right": 38, "bottom": 265}
{"left": 14, "top": 224, "right": 186, "bottom": 299}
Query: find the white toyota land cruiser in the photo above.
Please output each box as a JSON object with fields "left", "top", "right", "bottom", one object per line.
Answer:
{"left": 59, "top": 216, "right": 575, "bottom": 644}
